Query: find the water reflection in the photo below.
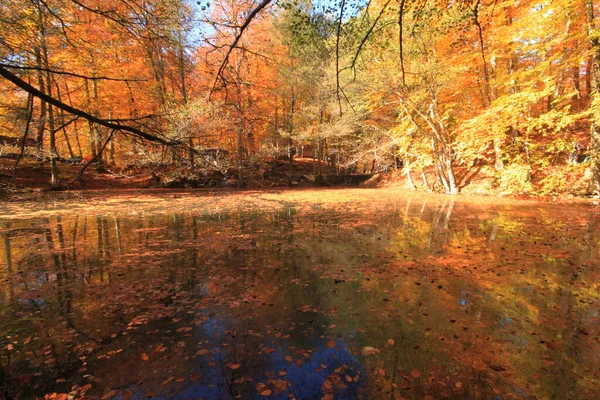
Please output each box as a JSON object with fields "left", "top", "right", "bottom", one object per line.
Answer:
{"left": 0, "top": 192, "right": 599, "bottom": 399}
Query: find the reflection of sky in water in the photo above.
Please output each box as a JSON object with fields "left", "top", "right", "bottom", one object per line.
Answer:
{"left": 116, "top": 322, "right": 364, "bottom": 400}
{"left": 149, "top": 340, "right": 362, "bottom": 400}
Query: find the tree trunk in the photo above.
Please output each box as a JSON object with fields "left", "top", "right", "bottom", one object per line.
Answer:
{"left": 288, "top": 85, "right": 295, "bottom": 185}
{"left": 55, "top": 81, "right": 74, "bottom": 158}
{"left": 40, "top": 13, "right": 58, "bottom": 188}
{"left": 405, "top": 159, "right": 416, "bottom": 190}
{"left": 586, "top": 0, "right": 600, "bottom": 194}
{"left": 473, "top": 1, "right": 503, "bottom": 171}
{"left": 35, "top": 48, "right": 46, "bottom": 151}
{"left": 64, "top": 81, "right": 83, "bottom": 157}
{"left": 84, "top": 80, "right": 97, "bottom": 159}
{"left": 421, "top": 170, "right": 431, "bottom": 192}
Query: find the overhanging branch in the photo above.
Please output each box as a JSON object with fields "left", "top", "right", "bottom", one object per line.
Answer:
{"left": 0, "top": 65, "right": 172, "bottom": 145}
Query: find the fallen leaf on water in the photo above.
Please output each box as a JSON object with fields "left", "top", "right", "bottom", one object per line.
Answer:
{"left": 260, "top": 389, "right": 272, "bottom": 396}
{"left": 387, "top": 339, "right": 395, "bottom": 346}
{"left": 122, "top": 390, "right": 133, "bottom": 400}
{"left": 455, "top": 382, "right": 463, "bottom": 388}
{"left": 229, "top": 363, "right": 241, "bottom": 370}
{"left": 141, "top": 353, "right": 149, "bottom": 361}
{"left": 411, "top": 369, "right": 421, "bottom": 378}
{"left": 189, "top": 373, "right": 201, "bottom": 381}
{"left": 256, "top": 383, "right": 267, "bottom": 392}
{"left": 377, "top": 368, "right": 386, "bottom": 377}
{"left": 345, "top": 375, "right": 353, "bottom": 383}
{"left": 327, "top": 340, "right": 336, "bottom": 349}
{"left": 196, "top": 349, "right": 209, "bottom": 356}
{"left": 361, "top": 346, "right": 378, "bottom": 356}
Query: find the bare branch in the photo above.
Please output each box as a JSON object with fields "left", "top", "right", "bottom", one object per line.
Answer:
{"left": 399, "top": 0, "right": 406, "bottom": 86}
{"left": 0, "top": 63, "right": 146, "bottom": 82}
{"left": 209, "top": 0, "right": 272, "bottom": 95}
{"left": 349, "top": 0, "right": 392, "bottom": 76}
{"left": 336, "top": 0, "right": 346, "bottom": 116}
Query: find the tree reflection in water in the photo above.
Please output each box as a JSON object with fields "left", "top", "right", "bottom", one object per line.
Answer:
{"left": 0, "top": 190, "right": 598, "bottom": 399}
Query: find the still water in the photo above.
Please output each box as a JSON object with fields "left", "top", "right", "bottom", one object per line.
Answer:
{"left": 0, "top": 189, "right": 599, "bottom": 399}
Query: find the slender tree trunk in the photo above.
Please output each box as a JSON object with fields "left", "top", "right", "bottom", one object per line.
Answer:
{"left": 421, "top": 169, "right": 431, "bottom": 192}
{"left": 586, "top": 56, "right": 593, "bottom": 97}
{"left": 12, "top": 92, "right": 34, "bottom": 182}
{"left": 84, "top": 80, "right": 97, "bottom": 159}
{"left": 288, "top": 85, "right": 295, "bottom": 185}
{"left": 55, "top": 80, "right": 74, "bottom": 158}
{"left": 92, "top": 79, "right": 103, "bottom": 166}
{"left": 586, "top": 0, "right": 600, "bottom": 193}
{"left": 446, "top": 154, "right": 458, "bottom": 194}
{"left": 473, "top": 0, "right": 503, "bottom": 171}
{"left": 237, "top": 127, "right": 244, "bottom": 184}
{"left": 64, "top": 81, "right": 83, "bottom": 157}
{"left": 177, "top": 36, "right": 194, "bottom": 168}
{"left": 35, "top": 48, "right": 47, "bottom": 151}
{"left": 39, "top": 13, "right": 58, "bottom": 188}
{"left": 405, "top": 159, "right": 416, "bottom": 190}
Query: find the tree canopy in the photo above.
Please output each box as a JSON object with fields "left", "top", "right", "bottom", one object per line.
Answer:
{"left": 1, "top": 0, "right": 599, "bottom": 194}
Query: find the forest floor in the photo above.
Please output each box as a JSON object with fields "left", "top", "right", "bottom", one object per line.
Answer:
{"left": 0, "top": 155, "right": 369, "bottom": 192}
{"left": 0, "top": 154, "right": 597, "bottom": 204}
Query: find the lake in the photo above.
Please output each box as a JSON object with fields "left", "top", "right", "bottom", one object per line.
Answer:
{"left": 1, "top": 188, "right": 599, "bottom": 399}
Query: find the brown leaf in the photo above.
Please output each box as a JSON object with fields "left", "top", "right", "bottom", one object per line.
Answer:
{"left": 229, "top": 363, "right": 241, "bottom": 370}
{"left": 377, "top": 368, "right": 386, "bottom": 377}
{"left": 256, "top": 383, "right": 267, "bottom": 392}
{"left": 260, "top": 389, "right": 272, "bottom": 396}
{"left": 327, "top": 340, "right": 336, "bottom": 349}
{"left": 141, "top": 353, "right": 149, "bottom": 361}
{"left": 411, "top": 369, "right": 421, "bottom": 378}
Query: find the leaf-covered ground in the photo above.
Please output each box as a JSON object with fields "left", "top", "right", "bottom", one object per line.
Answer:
{"left": 1, "top": 188, "right": 599, "bottom": 399}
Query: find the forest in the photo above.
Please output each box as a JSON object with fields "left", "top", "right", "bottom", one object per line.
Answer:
{"left": 1, "top": 0, "right": 600, "bottom": 196}
{"left": 2, "top": 2, "right": 600, "bottom": 398}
